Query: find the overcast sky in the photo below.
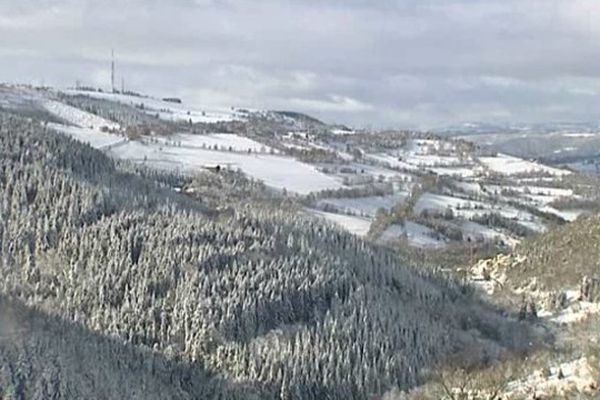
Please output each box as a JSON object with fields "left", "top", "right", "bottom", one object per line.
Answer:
{"left": 1, "top": 0, "right": 600, "bottom": 129}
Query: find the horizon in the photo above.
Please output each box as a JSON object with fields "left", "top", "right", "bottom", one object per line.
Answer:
{"left": 2, "top": 0, "right": 600, "bottom": 130}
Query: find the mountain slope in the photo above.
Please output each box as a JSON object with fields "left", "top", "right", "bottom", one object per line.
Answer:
{"left": 0, "top": 111, "right": 534, "bottom": 399}
{"left": 0, "top": 296, "right": 261, "bottom": 399}
{"left": 503, "top": 213, "right": 600, "bottom": 291}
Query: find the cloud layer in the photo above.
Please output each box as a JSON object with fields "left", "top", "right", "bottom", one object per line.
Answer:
{"left": 1, "top": 0, "right": 600, "bottom": 128}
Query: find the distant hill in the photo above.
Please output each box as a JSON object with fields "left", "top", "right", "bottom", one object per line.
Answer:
{"left": 270, "top": 110, "right": 327, "bottom": 127}
{"left": 436, "top": 120, "right": 600, "bottom": 170}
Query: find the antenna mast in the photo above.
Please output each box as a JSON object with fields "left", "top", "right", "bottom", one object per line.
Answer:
{"left": 111, "top": 49, "right": 115, "bottom": 93}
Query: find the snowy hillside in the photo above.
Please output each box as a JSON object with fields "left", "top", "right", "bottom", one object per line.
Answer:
{"left": 66, "top": 89, "right": 247, "bottom": 124}
{"left": 479, "top": 153, "right": 570, "bottom": 177}
{"left": 107, "top": 138, "right": 342, "bottom": 194}
{"left": 47, "top": 123, "right": 124, "bottom": 149}
{"left": 43, "top": 99, "right": 120, "bottom": 130}
{"left": 1, "top": 84, "right": 596, "bottom": 250}
{"left": 152, "top": 132, "right": 277, "bottom": 154}
{"left": 2, "top": 111, "right": 540, "bottom": 399}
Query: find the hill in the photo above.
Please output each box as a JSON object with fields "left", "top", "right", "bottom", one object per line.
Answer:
{"left": 3, "top": 84, "right": 599, "bottom": 252}
{"left": 0, "top": 296, "right": 261, "bottom": 399}
{"left": 510, "top": 213, "right": 600, "bottom": 291}
{"left": 465, "top": 213, "right": 600, "bottom": 296}
{"left": 396, "top": 213, "right": 600, "bottom": 398}
{"left": 0, "top": 110, "right": 534, "bottom": 399}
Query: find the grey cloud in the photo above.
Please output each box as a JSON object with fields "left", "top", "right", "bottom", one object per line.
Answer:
{"left": 1, "top": 0, "right": 600, "bottom": 128}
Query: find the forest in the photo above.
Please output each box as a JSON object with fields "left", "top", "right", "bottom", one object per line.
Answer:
{"left": 0, "top": 111, "right": 535, "bottom": 399}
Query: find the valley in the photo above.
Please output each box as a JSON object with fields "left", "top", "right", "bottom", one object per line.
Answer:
{"left": 4, "top": 1, "right": 600, "bottom": 398}
{"left": 1, "top": 83, "right": 599, "bottom": 399}
{"left": 3, "top": 84, "right": 597, "bottom": 254}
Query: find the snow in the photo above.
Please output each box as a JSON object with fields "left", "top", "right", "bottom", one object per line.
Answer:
{"left": 152, "top": 133, "right": 276, "bottom": 153}
{"left": 42, "top": 97, "right": 126, "bottom": 151}
{"left": 479, "top": 153, "right": 570, "bottom": 176}
{"left": 336, "top": 150, "right": 355, "bottom": 162}
{"left": 380, "top": 221, "right": 447, "bottom": 248}
{"left": 317, "top": 192, "right": 408, "bottom": 217}
{"left": 554, "top": 146, "right": 576, "bottom": 153}
{"left": 409, "top": 138, "right": 448, "bottom": 153}
{"left": 308, "top": 209, "right": 372, "bottom": 237}
{"left": 460, "top": 220, "right": 519, "bottom": 247}
{"left": 108, "top": 139, "right": 342, "bottom": 194}
{"left": 539, "top": 206, "right": 585, "bottom": 222}
{"left": 483, "top": 184, "right": 572, "bottom": 197}
{"left": 330, "top": 128, "right": 356, "bottom": 135}
{"left": 403, "top": 154, "right": 461, "bottom": 167}
{"left": 429, "top": 166, "right": 478, "bottom": 178}
{"left": 348, "top": 163, "right": 414, "bottom": 182}
{"left": 512, "top": 218, "right": 546, "bottom": 233}
{"left": 365, "top": 139, "right": 473, "bottom": 177}
{"left": 48, "top": 123, "right": 125, "bottom": 149}
{"left": 415, "top": 193, "right": 484, "bottom": 215}
{"left": 282, "top": 142, "right": 311, "bottom": 151}
{"left": 453, "top": 181, "right": 483, "bottom": 194}
{"left": 367, "top": 153, "right": 419, "bottom": 171}
{"left": 562, "top": 132, "right": 596, "bottom": 138}
{"left": 414, "top": 192, "right": 546, "bottom": 232}
{"left": 66, "top": 89, "right": 246, "bottom": 124}
{"left": 43, "top": 99, "right": 120, "bottom": 130}
{"left": 525, "top": 284, "right": 600, "bottom": 326}
{"left": 37, "top": 94, "right": 339, "bottom": 195}
{"left": 482, "top": 184, "right": 577, "bottom": 207}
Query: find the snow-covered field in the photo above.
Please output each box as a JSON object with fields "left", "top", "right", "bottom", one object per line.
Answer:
{"left": 538, "top": 206, "right": 585, "bottom": 222}
{"left": 484, "top": 184, "right": 574, "bottom": 199}
{"left": 67, "top": 90, "right": 245, "bottom": 124}
{"left": 343, "top": 163, "right": 414, "bottom": 182}
{"left": 108, "top": 139, "right": 342, "bottom": 194}
{"left": 330, "top": 128, "right": 356, "bottom": 135}
{"left": 402, "top": 154, "right": 461, "bottom": 167}
{"left": 429, "top": 166, "right": 478, "bottom": 178}
{"left": 41, "top": 96, "right": 125, "bottom": 149}
{"left": 453, "top": 182, "right": 585, "bottom": 222}
{"left": 317, "top": 192, "right": 408, "bottom": 217}
{"left": 379, "top": 221, "right": 447, "bottom": 248}
{"left": 2, "top": 84, "right": 592, "bottom": 248}
{"left": 48, "top": 123, "right": 125, "bottom": 149}
{"left": 43, "top": 100, "right": 120, "bottom": 130}
{"left": 37, "top": 95, "right": 339, "bottom": 195}
{"left": 153, "top": 133, "right": 276, "bottom": 154}
{"left": 308, "top": 209, "right": 372, "bottom": 237}
{"left": 364, "top": 138, "right": 475, "bottom": 178}
{"left": 366, "top": 153, "right": 419, "bottom": 171}
{"left": 459, "top": 220, "right": 519, "bottom": 246}
{"left": 562, "top": 132, "right": 597, "bottom": 138}
{"left": 479, "top": 153, "right": 570, "bottom": 176}
{"left": 415, "top": 193, "right": 486, "bottom": 215}
{"left": 415, "top": 192, "right": 545, "bottom": 232}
